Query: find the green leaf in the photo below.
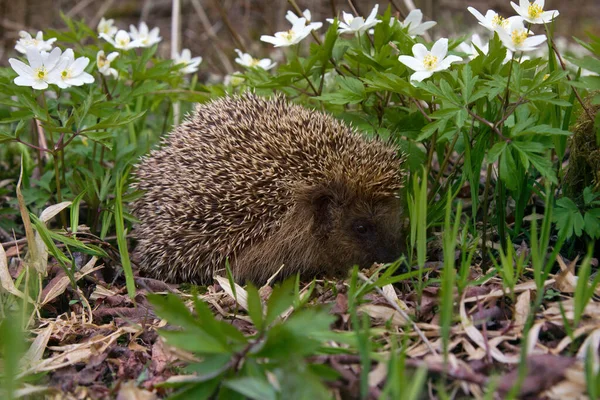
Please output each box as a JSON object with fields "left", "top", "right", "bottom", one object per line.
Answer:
{"left": 264, "top": 278, "right": 296, "bottom": 327}
{"left": 223, "top": 377, "right": 277, "bottom": 400}
{"left": 159, "top": 328, "right": 229, "bottom": 354}
{"left": 584, "top": 211, "right": 600, "bottom": 239}
{"left": 246, "top": 283, "right": 264, "bottom": 331}
{"left": 554, "top": 197, "right": 585, "bottom": 239}
{"left": 148, "top": 293, "right": 200, "bottom": 330}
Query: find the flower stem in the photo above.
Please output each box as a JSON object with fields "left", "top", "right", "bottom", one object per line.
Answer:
{"left": 40, "top": 91, "right": 67, "bottom": 227}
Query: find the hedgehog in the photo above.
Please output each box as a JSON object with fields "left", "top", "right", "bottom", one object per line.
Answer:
{"left": 131, "top": 93, "right": 407, "bottom": 284}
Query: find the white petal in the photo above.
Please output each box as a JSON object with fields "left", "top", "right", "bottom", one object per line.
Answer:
{"left": 511, "top": 2, "right": 522, "bottom": 15}
{"left": 366, "top": 4, "right": 379, "bottom": 23}
{"left": 8, "top": 58, "right": 33, "bottom": 76}
{"left": 26, "top": 47, "right": 42, "bottom": 69}
{"left": 523, "top": 35, "right": 547, "bottom": 48}
{"left": 342, "top": 12, "right": 354, "bottom": 25}
{"left": 535, "top": 0, "right": 545, "bottom": 8}
{"left": 31, "top": 80, "right": 49, "bottom": 90}
{"left": 431, "top": 38, "right": 448, "bottom": 59}
{"left": 45, "top": 47, "right": 62, "bottom": 70}
{"left": 260, "top": 35, "right": 281, "bottom": 46}
{"left": 519, "top": 0, "right": 529, "bottom": 9}
{"left": 410, "top": 70, "right": 433, "bottom": 82}
{"left": 398, "top": 55, "right": 424, "bottom": 72}
{"left": 70, "top": 57, "right": 90, "bottom": 74}
{"left": 309, "top": 22, "right": 323, "bottom": 30}
{"left": 541, "top": 10, "right": 559, "bottom": 21}
{"left": 107, "top": 52, "right": 119, "bottom": 62}
{"left": 285, "top": 10, "right": 298, "bottom": 24}
{"left": 14, "top": 75, "right": 36, "bottom": 87}
{"left": 412, "top": 43, "right": 428, "bottom": 60}
{"left": 437, "top": 55, "right": 462, "bottom": 70}
{"left": 403, "top": 9, "right": 422, "bottom": 26}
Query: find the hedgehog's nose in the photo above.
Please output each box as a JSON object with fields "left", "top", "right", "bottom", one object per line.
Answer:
{"left": 374, "top": 241, "right": 403, "bottom": 264}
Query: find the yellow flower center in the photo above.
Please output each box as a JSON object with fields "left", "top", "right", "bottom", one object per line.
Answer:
{"left": 528, "top": 3, "right": 543, "bottom": 19}
{"left": 284, "top": 30, "right": 295, "bottom": 42}
{"left": 35, "top": 67, "right": 47, "bottom": 80}
{"left": 511, "top": 29, "right": 528, "bottom": 46}
{"left": 249, "top": 58, "right": 261, "bottom": 67}
{"left": 491, "top": 15, "right": 508, "bottom": 29}
{"left": 423, "top": 54, "right": 438, "bottom": 70}
{"left": 117, "top": 37, "right": 129, "bottom": 47}
{"left": 61, "top": 69, "right": 71, "bottom": 80}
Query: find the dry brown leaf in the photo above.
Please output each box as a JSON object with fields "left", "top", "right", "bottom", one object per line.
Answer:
{"left": 463, "top": 279, "right": 555, "bottom": 304}
{"left": 358, "top": 304, "right": 408, "bottom": 325}
{"left": 498, "top": 355, "right": 575, "bottom": 397}
{"left": 215, "top": 275, "right": 248, "bottom": 310}
{"left": 367, "top": 361, "right": 387, "bottom": 387}
{"left": 460, "top": 295, "right": 520, "bottom": 364}
{"left": 0, "top": 243, "right": 33, "bottom": 301}
{"left": 116, "top": 381, "right": 157, "bottom": 400}
{"left": 513, "top": 289, "right": 531, "bottom": 331}
{"left": 20, "top": 323, "right": 54, "bottom": 370}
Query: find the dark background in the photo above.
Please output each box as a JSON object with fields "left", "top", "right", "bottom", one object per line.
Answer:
{"left": 1, "top": 0, "right": 597, "bottom": 77}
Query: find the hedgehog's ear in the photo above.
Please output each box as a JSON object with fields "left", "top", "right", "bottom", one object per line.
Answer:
{"left": 298, "top": 184, "right": 336, "bottom": 236}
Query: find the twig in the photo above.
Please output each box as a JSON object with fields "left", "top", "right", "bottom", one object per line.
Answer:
{"left": 550, "top": 41, "right": 595, "bottom": 123}
{"left": 190, "top": 0, "right": 235, "bottom": 74}
{"left": 357, "top": 272, "right": 438, "bottom": 356}
{"left": 212, "top": 0, "right": 246, "bottom": 52}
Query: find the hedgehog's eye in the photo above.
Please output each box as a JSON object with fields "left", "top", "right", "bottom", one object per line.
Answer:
{"left": 354, "top": 222, "right": 371, "bottom": 235}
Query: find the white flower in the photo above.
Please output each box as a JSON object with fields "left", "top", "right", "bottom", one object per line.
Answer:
{"left": 224, "top": 71, "right": 245, "bottom": 86}
{"left": 457, "top": 34, "right": 489, "bottom": 60}
{"left": 260, "top": 18, "right": 314, "bottom": 47}
{"left": 234, "top": 49, "right": 276, "bottom": 70}
{"left": 129, "top": 22, "right": 162, "bottom": 47}
{"left": 399, "top": 9, "right": 436, "bottom": 37}
{"left": 326, "top": 4, "right": 381, "bottom": 34}
{"left": 50, "top": 49, "right": 94, "bottom": 89}
{"left": 9, "top": 47, "right": 61, "bottom": 90}
{"left": 96, "top": 50, "right": 119, "bottom": 78}
{"left": 97, "top": 17, "right": 117, "bottom": 37}
{"left": 99, "top": 30, "right": 141, "bottom": 50}
{"left": 285, "top": 9, "right": 323, "bottom": 31}
{"left": 510, "top": 0, "right": 559, "bottom": 24}
{"left": 497, "top": 17, "right": 546, "bottom": 52}
{"left": 174, "top": 49, "right": 203, "bottom": 74}
{"left": 467, "top": 7, "right": 521, "bottom": 32}
{"left": 398, "top": 38, "right": 462, "bottom": 83}
{"left": 15, "top": 31, "right": 57, "bottom": 54}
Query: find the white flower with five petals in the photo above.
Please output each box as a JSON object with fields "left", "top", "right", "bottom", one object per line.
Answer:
{"left": 457, "top": 34, "right": 489, "bottom": 60}
{"left": 129, "top": 22, "right": 162, "bottom": 47}
{"left": 51, "top": 49, "right": 94, "bottom": 89}
{"left": 399, "top": 9, "right": 436, "bottom": 37}
{"left": 15, "top": 31, "right": 56, "bottom": 54}
{"left": 496, "top": 17, "right": 546, "bottom": 52}
{"left": 174, "top": 49, "right": 203, "bottom": 74}
{"left": 9, "top": 47, "right": 62, "bottom": 90}
{"left": 285, "top": 9, "right": 322, "bottom": 31}
{"left": 467, "top": 7, "right": 521, "bottom": 32}
{"left": 234, "top": 49, "right": 276, "bottom": 70}
{"left": 260, "top": 18, "right": 314, "bottom": 47}
{"left": 398, "top": 38, "right": 462, "bottom": 83}
{"left": 97, "top": 17, "right": 117, "bottom": 37}
{"left": 96, "top": 50, "right": 119, "bottom": 78}
{"left": 326, "top": 4, "right": 381, "bottom": 34}
{"left": 510, "top": 0, "right": 559, "bottom": 24}
{"left": 100, "top": 30, "right": 141, "bottom": 50}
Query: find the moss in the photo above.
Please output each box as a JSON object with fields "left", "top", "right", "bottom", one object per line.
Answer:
{"left": 563, "top": 97, "right": 600, "bottom": 200}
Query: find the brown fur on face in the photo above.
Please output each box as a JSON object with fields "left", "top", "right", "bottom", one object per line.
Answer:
{"left": 233, "top": 181, "right": 404, "bottom": 283}
{"left": 131, "top": 93, "right": 406, "bottom": 285}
